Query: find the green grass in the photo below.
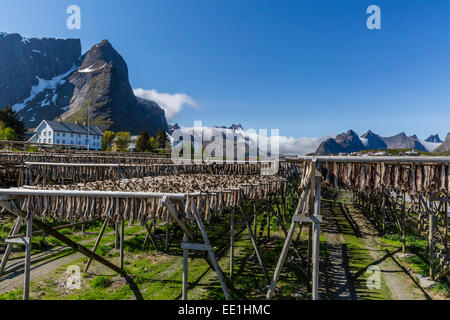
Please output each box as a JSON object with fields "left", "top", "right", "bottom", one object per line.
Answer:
{"left": 0, "top": 199, "right": 316, "bottom": 300}
{"left": 322, "top": 190, "right": 393, "bottom": 300}
{"left": 90, "top": 276, "right": 112, "bottom": 289}
{"left": 380, "top": 233, "right": 449, "bottom": 298}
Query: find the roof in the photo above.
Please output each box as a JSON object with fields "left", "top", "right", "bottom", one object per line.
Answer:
{"left": 39, "top": 120, "right": 103, "bottom": 136}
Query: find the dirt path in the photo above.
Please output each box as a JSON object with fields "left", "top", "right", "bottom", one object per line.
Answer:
{"left": 322, "top": 201, "right": 356, "bottom": 299}
{"left": 0, "top": 227, "right": 145, "bottom": 294}
{"left": 322, "top": 198, "right": 428, "bottom": 300}
{"left": 345, "top": 203, "right": 428, "bottom": 300}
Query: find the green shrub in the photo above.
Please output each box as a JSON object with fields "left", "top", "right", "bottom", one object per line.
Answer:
{"left": 90, "top": 276, "right": 112, "bottom": 289}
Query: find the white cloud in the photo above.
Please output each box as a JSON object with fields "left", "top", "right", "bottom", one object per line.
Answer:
{"left": 171, "top": 124, "right": 331, "bottom": 156}
{"left": 133, "top": 88, "right": 197, "bottom": 121}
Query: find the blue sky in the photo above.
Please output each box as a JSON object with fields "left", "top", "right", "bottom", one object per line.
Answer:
{"left": 1, "top": 0, "right": 450, "bottom": 140}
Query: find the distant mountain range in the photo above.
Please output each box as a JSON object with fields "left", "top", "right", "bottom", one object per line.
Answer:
{"left": 316, "top": 130, "right": 445, "bottom": 155}
{"left": 0, "top": 32, "right": 168, "bottom": 135}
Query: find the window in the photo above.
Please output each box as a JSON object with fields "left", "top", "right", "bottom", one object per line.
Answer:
{"left": 63, "top": 133, "right": 65, "bottom": 137}
{"left": 71, "top": 140, "right": 74, "bottom": 145}
{"left": 71, "top": 134, "right": 74, "bottom": 138}
{"left": 56, "top": 139, "right": 59, "bottom": 144}
{"left": 78, "top": 135, "right": 81, "bottom": 138}
{"left": 56, "top": 132, "right": 59, "bottom": 137}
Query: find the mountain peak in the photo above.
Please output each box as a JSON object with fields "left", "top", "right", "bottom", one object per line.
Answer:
{"left": 434, "top": 133, "right": 450, "bottom": 153}
{"left": 230, "top": 123, "right": 244, "bottom": 131}
{"left": 316, "top": 129, "right": 434, "bottom": 154}
{"left": 425, "top": 134, "right": 442, "bottom": 143}
{"left": 2, "top": 35, "right": 167, "bottom": 135}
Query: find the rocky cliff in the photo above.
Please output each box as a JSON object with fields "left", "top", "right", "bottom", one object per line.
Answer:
{"left": 434, "top": 133, "right": 450, "bottom": 153}
{"left": 1, "top": 33, "right": 168, "bottom": 135}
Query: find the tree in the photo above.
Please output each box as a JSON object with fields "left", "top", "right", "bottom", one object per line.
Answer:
{"left": 114, "top": 131, "right": 131, "bottom": 152}
{"left": 156, "top": 129, "right": 170, "bottom": 149}
{"left": 0, "top": 106, "right": 25, "bottom": 139}
{"left": 136, "top": 131, "right": 151, "bottom": 152}
{"left": 0, "top": 127, "right": 18, "bottom": 141}
{"left": 101, "top": 131, "right": 116, "bottom": 151}
{"left": 149, "top": 137, "right": 158, "bottom": 151}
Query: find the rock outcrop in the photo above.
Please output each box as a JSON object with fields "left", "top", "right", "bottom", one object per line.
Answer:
{"left": 1, "top": 33, "right": 168, "bottom": 135}
{"left": 434, "top": 133, "right": 450, "bottom": 153}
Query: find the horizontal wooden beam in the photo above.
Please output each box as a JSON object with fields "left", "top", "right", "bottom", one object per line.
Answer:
{"left": 292, "top": 215, "right": 322, "bottom": 224}
{"left": 288, "top": 156, "right": 450, "bottom": 164}
{"left": 181, "top": 242, "right": 212, "bottom": 251}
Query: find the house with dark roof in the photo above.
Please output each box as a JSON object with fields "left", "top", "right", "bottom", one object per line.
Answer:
{"left": 29, "top": 120, "right": 104, "bottom": 150}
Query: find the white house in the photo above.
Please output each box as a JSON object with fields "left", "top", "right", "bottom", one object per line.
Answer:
{"left": 29, "top": 120, "right": 104, "bottom": 150}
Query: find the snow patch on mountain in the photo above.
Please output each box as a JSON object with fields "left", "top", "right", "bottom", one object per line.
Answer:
{"left": 360, "top": 137, "right": 368, "bottom": 147}
{"left": 78, "top": 63, "right": 107, "bottom": 73}
{"left": 419, "top": 140, "right": 441, "bottom": 152}
{"left": 12, "top": 65, "right": 76, "bottom": 112}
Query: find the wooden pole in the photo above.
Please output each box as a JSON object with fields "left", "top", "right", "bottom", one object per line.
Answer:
{"left": 114, "top": 223, "right": 119, "bottom": 250}
{"left": 182, "top": 233, "right": 188, "bottom": 300}
{"left": 23, "top": 216, "right": 32, "bottom": 300}
{"left": 165, "top": 220, "right": 170, "bottom": 251}
{"left": 230, "top": 208, "right": 235, "bottom": 279}
{"left": 312, "top": 171, "right": 321, "bottom": 300}
{"left": 0, "top": 203, "right": 128, "bottom": 276}
{"left": 444, "top": 199, "right": 448, "bottom": 257}
{"left": 120, "top": 219, "right": 125, "bottom": 270}
{"left": 192, "top": 205, "right": 231, "bottom": 300}
{"left": 253, "top": 202, "right": 257, "bottom": 240}
{"left": 240, "top": 207, "right": 269, "bottom": 283}
{"left": 266, "top": 187, "right": 310, "bottom": 300}
{"left": 429, "top": 200, "right": 435, "bottom": 280}
{"left": 142, "top": 222, "right": 159, "bottom": 251}
{"left": 84, "top": 218, "right": 109, "bottom": 273}
{"left": 162, "top": 197, "right": 234, "bottom": 296}
{"left": 0, "top": 216, "right": 23, "bottom": 276}
{"left": 402, "top": 192, "right": 407, "bottom": 254}
{"left": 266, "top": 219, "right": 298, "bottom": 300}
{"left": 267, "top": 209, "right": 271, "bottom": 242}
{"left": 306, "top": 225, "right": 312, "bottom": 290}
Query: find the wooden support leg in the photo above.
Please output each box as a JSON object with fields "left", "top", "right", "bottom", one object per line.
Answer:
{"left": 230, "top": 208, "right": 235, "bottom": 280}
{"left": 429, "top": 204, "right": 435, "bottom": 280}
{"left": 165, "top": 221, "right": 170, "bottom": 251}
{"left": 240, "top": 206, "right": 269, "bottom": 283}
{"left": 266, "top": 219, "right": 298, "bottom": 300}
{"left": 84, "top": 218, "right": 109, "bottom": 273}
{"left": 182, "top": 233, "right": 188, "bottom": 300}
{"left": 0, "top": 216, "right": 23, "bottom": 276}
{"left": 192, "top": 207, "right": 231, "bottom": 300}
{"left": 0, "top": 201, "right": 126, "bottom": 276}
{"left": 306, "top": 225, "right": 313, "bottom": 290}
{"left": 266, "top": 182, "right": 312, "bottom": 300}
{"left": 253, "top": 203, "right": 257, "bottom": 240}
{"left": 161, "top": 197, "right": 232, "bottom": 299}
{"left": 23, "top": 217, "right": 32, "bottom": 300}
{"left": 120, "top": 219, "right": 125, "bottom": 270}
{"left": 402, "top": 192, "right": 407, "bottom": 254}
{"left": 311, "top": 172, "right": 322, "bottom": 300}
{"left": 114, "top": 223, "right": 119, "bottom": 250}
{"left": 143, "top": 222, "right": 159, "bottom": 251}
{"left": 267, "top": 209, "right": 271, "bottom": 242}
